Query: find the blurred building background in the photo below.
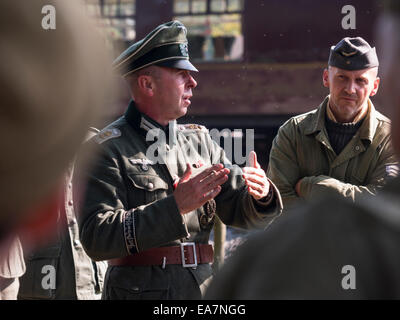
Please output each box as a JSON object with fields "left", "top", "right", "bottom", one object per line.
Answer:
{"left": 85, "top": 0, "right": 386, "bottom": 168}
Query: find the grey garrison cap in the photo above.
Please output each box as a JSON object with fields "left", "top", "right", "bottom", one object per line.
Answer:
{"left": 113, "top": 20, "right": 198, "bottom": 77}
{"left": 328, "top": 37, "right": 379, "bottom": 70}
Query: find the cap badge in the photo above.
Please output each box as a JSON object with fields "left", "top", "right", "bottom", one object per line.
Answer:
{"left": 341, "top": 50, "right": 357, "bottom": 57}
{"left": 179, "top": 43, "right": 189, "bottom": 57}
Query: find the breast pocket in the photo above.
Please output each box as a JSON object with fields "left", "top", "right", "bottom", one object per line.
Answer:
{"left": 349, "top": 157, "right": 371, "bottom": 185}
{"left": 351, "top": 170, "right": 365, "bottom": 185}
{"left": 128, "top": 174, "right": 169, "bottom": 205}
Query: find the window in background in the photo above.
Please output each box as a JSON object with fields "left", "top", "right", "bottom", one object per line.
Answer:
{"left": 85, "top": 0, "right": 102, "bottom": 18}
{"left": 174, "top": 0, "right": 244, "bottom": 62}
{"left": 85, "top": 0, "right": 136, "bottom": 42}
{"left": 192, "top": 0, "right": 207, "bottom": 13}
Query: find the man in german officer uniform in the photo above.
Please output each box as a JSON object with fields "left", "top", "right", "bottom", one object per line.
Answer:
{"left": 267, "top": 36, "right": 398, "bottom": 209}
{"left": 76, "top": 20, "right": 282, "bottom": 299}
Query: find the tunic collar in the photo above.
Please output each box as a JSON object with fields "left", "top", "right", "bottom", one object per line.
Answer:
{"left": 124, "top": 100, "right": 177, "bottom": 139}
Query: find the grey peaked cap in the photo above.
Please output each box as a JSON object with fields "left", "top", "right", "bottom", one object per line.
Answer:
{"left": 113, "top": 20, "right": 198, "bottom": 76}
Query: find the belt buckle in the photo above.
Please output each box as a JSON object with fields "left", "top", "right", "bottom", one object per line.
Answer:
{"left": 180, "top": 242, "right": 197, "bottom": 268}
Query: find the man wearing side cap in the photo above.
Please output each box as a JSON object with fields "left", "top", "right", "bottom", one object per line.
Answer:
{"left": 267, "top": 36, "right": 399, "bottom": 209}
{"left": 76, "top": 21, "right": 282, "bottom": 299}
{"left": 206, "top": 2, "right": 400, "bottom": 299}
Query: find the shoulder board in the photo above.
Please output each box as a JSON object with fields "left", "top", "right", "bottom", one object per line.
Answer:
{"left": 94, "top": 128, "right": 121, "bottom": 144}
{"left": 85, "top": 127, "right": 100, "bottom": 142}
{"left": 178, "top": 124, "right": 208, "bottom": 132}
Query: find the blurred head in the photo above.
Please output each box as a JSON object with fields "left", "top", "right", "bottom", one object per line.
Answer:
{"left": 0, "top": 0, "right": 114, "bottom": 236}
{"left": 376, "top": 4, "right": 400, "bottom": 155}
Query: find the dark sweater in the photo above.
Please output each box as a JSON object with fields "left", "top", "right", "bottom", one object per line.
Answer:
{"left": 325, "top": 116, "right": 363, "bottom": 155}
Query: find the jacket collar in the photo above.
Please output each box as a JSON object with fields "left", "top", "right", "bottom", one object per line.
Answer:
{"left": 304, "top": 96, "right": 329, "bottom": 136}
{"left": 304, "top": 95, "right": 377, "bottom": 143}
{"left": 124, "top": 100, "right": 177, "bottom": 138}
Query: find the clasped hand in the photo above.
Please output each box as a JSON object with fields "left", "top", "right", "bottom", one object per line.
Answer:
{"left": 174, "top": 151, "right": 271, "bottom": 215}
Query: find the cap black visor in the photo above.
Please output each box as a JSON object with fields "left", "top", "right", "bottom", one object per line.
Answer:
{"left": 156, "top": 59, "right": 198, "bottom": 72}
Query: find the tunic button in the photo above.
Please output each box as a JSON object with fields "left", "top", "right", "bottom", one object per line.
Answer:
{"left": 68, "top": 200, "right": 73, "bottom": 206}
{"left": 74, "top": 239, "right": 80, "bottom": 247}
{"left": 148, "top": 182, "right": 154, "bottom": 189}
{"left": 68, "top": 183, "right": 72, "bottom": 189}
{"left": 166, "top": 145, "right": 170, "bottom": 151}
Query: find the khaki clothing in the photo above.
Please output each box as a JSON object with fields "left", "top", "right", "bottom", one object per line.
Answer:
{"left": 77, "top": 101, "right": 282, "bottom": 299}
{"left": 0, "top": 278, "right": 19, "bottom": 300}
{"left": 267, "top": 96, "right": 399, "bottom": 209}
{"left": 206, "top": 177, "right": 400, "bottom": 299}
{"left": 0, "top": 236, "right": 25, "bottom": 300}
{"left": 0, "top": 237, "right": 25, "bottom": 279}
{"left": 18, "top": 167, "right": 107, "bottom": 300}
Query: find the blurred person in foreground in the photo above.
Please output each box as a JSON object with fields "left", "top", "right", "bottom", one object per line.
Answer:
{"left": 0, "top": 0, "right": 112, "bottom": 299}
{"left": 75, "top": 20, "right": 283, "bottom": 300}
{"left": 267, "top": 35, "right": 398, "bottom": 210}
{"left": 205, "top": 1, "right": 400, "bottom": 299}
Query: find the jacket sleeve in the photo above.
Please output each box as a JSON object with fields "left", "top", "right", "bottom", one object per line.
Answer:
{"left": 299, "top": 137, "right": 399, "bottom": 201}
{"left": 75, "top": 143, "right": 189, "bottom": 261}
{"left": 267, "top": 119, "right": 303, "bottom": 209}
{"left": 206, "top": 134, "right": 283, "bottom": 229}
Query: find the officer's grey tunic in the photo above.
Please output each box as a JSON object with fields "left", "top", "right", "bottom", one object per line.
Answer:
{"left": 77, "top": 101, "right": 282, "bottom": 299}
